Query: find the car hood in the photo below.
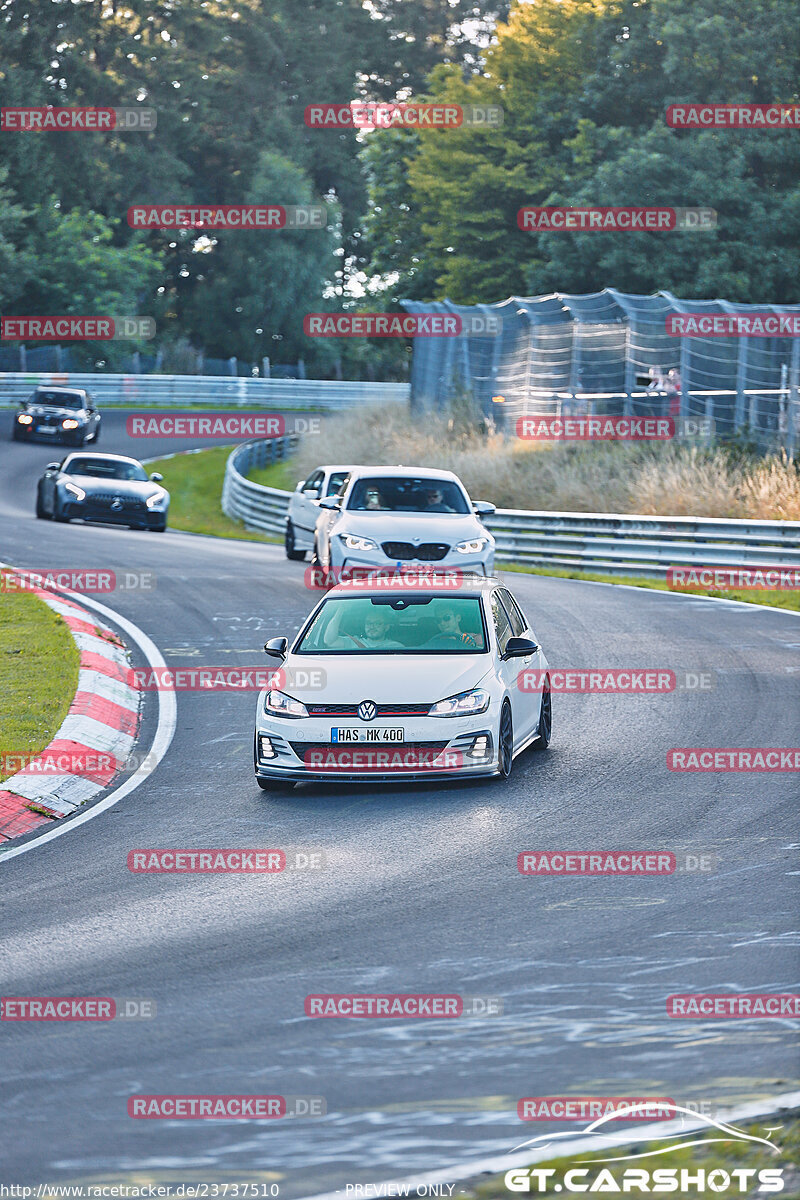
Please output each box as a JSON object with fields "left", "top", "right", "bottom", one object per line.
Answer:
{"left": 60, "top": 476, "right": 161, "bottom": 498}
{"left": 26, "top": 404, "right": 86, "bottom": 418}
{"left": 334, "top": 512, "right": 492, "bottom": 545}
{"left": 279, "top": 653, "right": 491, "bottom": 704}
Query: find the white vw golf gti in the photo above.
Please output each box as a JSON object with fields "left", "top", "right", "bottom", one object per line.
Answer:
{"left": 253, "top": 575, "right": 551, "bottom": 789}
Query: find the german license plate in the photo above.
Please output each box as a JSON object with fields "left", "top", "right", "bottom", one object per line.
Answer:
{"left": 331, "top": 727, "right": 404, "bottom": 744}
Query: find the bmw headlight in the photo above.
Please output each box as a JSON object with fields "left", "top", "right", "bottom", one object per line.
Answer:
{"left": 455, "top": 537, "right": 490, "bottom": 555}
{"left": 264, "top": 689, "right": 308, "bottom": 718}
{"left": 17, "top": 413, "right": 33, "bottom": 425}
{"left": 429, "top": 688, "right": 490, "bottom": 717}
{"left": 146, "top": 488, "right": 168, "bottom": 509}
{"left": 62, "top": 419, "right": 80, "bottom": 430}
{"left": 340, "top": 534, "right": 377, "bottom": 551}
{"left": 64, "top": 482, "right": 86, "bottom": 501}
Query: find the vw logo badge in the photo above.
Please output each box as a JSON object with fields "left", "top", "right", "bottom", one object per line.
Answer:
{"left": 110, "top": 498, "right": 123, "bottom": 511}
{"left": 358, "top": 700, "right": 377, "bottom": 721}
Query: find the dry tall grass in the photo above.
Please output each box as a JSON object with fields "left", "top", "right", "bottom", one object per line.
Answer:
{"left": 301, "top": 409, "right": 800, "bottom": 519}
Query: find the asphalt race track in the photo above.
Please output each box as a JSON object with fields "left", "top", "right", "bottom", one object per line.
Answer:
{"left": 1, "top": 410, "right": 798, "bottom": 1195}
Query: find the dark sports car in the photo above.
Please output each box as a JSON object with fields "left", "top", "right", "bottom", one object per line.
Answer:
{"left": 13, "top": 386, "right": 101, "bottom": 446}
{"left": 36, "top": 452, "right": 169, "bottom": 531}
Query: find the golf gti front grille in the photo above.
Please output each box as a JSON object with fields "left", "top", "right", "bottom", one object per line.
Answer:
{"left": 305, "top": 703, "right": 431, "bottom": 717}
{"left": 381, "top": 542, "right": 450, "bottom": 561}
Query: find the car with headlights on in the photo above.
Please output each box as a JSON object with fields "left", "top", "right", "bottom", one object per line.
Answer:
{"left": 12, "top": 386, "right": 101, "bottom": 446}
{"left": 312, "top": 466, "right": 496, "bottom": 579}
{"left": 285, "top": 464, "right": 353, "bottom": 560}
{"left": 253, "top": 574, "right": 550, "bottom": 790}
{"left": 35, "top": 452, "right": 169, "bottom": 530}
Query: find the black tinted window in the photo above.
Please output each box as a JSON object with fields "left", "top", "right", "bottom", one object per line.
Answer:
{"left": 347, "top": 477, "right": 469, "bottom": 514}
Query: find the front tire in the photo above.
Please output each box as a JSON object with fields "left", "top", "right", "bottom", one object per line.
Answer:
{"left": 533, "top": 682, "right": 552, "bottom": 750}
{"left": 285, "top": 520, "right": 306, "bottom": 561}
{"left": 35, "top": 487, "right": 51, "bottom": 519}
{"left": 52, "top": 495, "right": 69, "bottom": 523}
{"left": 498, "top": 701, "right": 514, "bottom": 779}
{"left": 92, "top": 425, "right": 100, "bottom": 443}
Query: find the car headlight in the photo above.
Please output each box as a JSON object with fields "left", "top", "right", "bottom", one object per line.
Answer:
{"left": 340, "top": 534, "right": 378, "bottom": 551}
{"left": 64, "top": 482, "right": 86, "bottom": 501}
{"left": 428, "top": 688, "right": 490, "bottom": 717}
{"left": 455, "top": 537, "right": 490, "bottom": 554}
{"left": 61, "top": 419, "right": 80, "bottom": 430}
{"left": 264, "top": 689, "right": 308, "bottom": 718}
{"left": 17, "top": 413, "right": 33, "bottom": 425}
{"left": 146, "top": 488, "right": 168, "bottom": 509}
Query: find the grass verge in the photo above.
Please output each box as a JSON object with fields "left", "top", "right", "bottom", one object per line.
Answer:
{"left": 145, "top": 446, "right": 280, "bottom": 543}
{"left": 0, "top": 589, "right": 81, "bottom": 784}
{"left": 467, "top": 1113, "right": 800, "bottom": 1198}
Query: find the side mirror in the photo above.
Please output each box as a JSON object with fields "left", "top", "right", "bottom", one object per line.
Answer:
{"left": 150, "top": 472, "right": 163, "bottom": 482}
{"left": 295, "top": 480, "right": 306, "bottom": 492}
{"left": 503, "top": 636, "right": 539, "bottom": 660}
{"left": 473, "top": 501, "right": 496, "bottom": 517}
{"left": 318, "top": 495, "right": 340, "bottom": 510}
{"left": 303, "top": 487, "right": 322, "bottom": 499}
{"left": 46, "top": 462, "right": 60, "bottom": 471}
{"left": 264, "top": 637, "right": 288, "bottom": 660}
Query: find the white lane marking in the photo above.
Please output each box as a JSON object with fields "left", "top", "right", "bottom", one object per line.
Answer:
{"left": 0, "top": 580, "right": 177, "bottom": 863}
{"left": 548, "top": 575, "right": 800, "bottom": 615}
{"left": 295, "top": 1090, "right": 800, "bottom": 1200}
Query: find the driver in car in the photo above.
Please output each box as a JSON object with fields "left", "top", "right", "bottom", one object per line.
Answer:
{"left": 323, "top": 606, "right": 404, "bottom": 649}
{"left": 424, "top": 607, "right": 479, "bottom": 649}
{"left": 423, "top": 486, "right": 454, "bottom": 513}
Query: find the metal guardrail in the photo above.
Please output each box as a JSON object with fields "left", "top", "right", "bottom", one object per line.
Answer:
{"left": 222, "top": 438, "right": 800, "bottom": 575}
{"left": 0, "top": 372, "right": 410, "bottom": 409}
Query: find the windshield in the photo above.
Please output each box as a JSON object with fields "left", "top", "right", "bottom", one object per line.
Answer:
{"left": 346, "top": 476, "right": 470, "bottom": 514}
{"left": 33, "top": 391, "right": 84, "bottom": 410}
{"left": 295, "top": 595, "right": 487, "bottom": 655}
{"left": 66, "top": 458, "right": 149, "bottom": 482}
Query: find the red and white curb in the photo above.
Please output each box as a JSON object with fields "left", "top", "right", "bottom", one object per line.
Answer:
{"left": 0, "top": 587, "right": 140, "bottom": 842}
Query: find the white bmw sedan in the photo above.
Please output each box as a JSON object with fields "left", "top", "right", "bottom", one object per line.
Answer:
{"left": 253, "top": 575, "right": 551, "bottom": 790}
{"left": 312, "top": 467, "right": 496, "bottom": 578}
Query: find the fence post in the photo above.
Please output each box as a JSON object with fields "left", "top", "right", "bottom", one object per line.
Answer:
{"left": 262, "top": 356, "right": 271, "bottom": 378}
{"left": 19, "top": 344, "right": 26, "bottom": 371}
{"left": 228, "top": 357, "right": 237, "bottom": 376}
